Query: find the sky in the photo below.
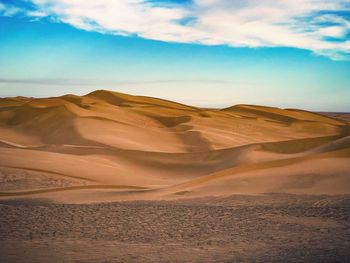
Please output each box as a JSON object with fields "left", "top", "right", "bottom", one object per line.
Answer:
{"left": 0, "top": 0, "right": 350, "bottom": 111}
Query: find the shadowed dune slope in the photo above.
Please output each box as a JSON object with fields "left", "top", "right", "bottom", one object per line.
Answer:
{"left": 0, "top": 90, "right": 349, "bottom": 203}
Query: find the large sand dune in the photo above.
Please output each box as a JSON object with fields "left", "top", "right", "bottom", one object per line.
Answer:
{"left": 0, "top": 90, "right": 349, "bottom": 203}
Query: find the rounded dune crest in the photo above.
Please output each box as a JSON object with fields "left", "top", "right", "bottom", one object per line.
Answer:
{"left": 0, "top": 90, "right": 349, "bottom": 202}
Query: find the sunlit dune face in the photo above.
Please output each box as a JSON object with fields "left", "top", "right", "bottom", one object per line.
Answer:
{"left": 0, "top": 90, "right": 349, "bottom": 203}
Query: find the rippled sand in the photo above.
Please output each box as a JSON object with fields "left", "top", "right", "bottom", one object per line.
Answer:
{"left": 1, "top": 194, "right": 350, "bottom": 262}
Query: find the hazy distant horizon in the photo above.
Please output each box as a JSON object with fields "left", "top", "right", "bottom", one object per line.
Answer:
{"left": 1, "top": 84, "right": 349, "bottom": 113}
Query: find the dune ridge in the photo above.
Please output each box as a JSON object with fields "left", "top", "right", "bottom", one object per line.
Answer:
{"left": 0, "top": 90, "right": 349, "bottom": 203}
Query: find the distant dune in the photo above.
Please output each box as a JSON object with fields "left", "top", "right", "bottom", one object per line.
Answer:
{"left": 319, "top": 112, "right": 350, "bottom": 122}
{"left": 0, "top": 90, "right": 349, "bottom": 203}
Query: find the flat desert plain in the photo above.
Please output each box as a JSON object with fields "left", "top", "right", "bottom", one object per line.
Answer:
{"left": 0, "top": 90, "right": 349, "bottom": 262}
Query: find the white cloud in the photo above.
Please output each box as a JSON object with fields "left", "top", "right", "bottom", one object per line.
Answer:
{"left": 9, "top": 0, "right": 350, "bottom": 59}
{"left": 0, "top": 2, "right": 46, "bottom": 18}
{"left": 0, "top": 2, "right": 23, "bottom": 17}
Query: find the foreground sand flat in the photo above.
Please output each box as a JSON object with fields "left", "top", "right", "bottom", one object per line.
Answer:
{"left": 0, "top": 90, "right": 350, "bottom": 261}
{"left": 1, "top": 195, "right": 349, "bottom": 262}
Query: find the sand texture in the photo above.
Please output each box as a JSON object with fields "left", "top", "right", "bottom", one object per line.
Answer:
{"left": 1, "top": 195, "right": 350, "bottom": 262}
{"left": 1, "top": 90, "right": 350, "bottom": 262}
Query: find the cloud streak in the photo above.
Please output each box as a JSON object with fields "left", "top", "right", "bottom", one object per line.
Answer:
{"left": 2, "top": 0, "right": 350, "bottom": 59}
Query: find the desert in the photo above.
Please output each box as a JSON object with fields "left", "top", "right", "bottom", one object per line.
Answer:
{"left": 0, "top": 90, "right": 349, "bottom": 262}
{"left": 2, "top": 0, "right": 350, "bottom": 261}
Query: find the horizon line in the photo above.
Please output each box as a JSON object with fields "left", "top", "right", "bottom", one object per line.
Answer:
{"left": 1, "top": 88, "right": 348, "bottom": 114}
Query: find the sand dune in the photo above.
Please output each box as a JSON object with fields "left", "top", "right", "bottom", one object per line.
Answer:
{"left": 0, "top": 90, "right": 349, "bottom": 203}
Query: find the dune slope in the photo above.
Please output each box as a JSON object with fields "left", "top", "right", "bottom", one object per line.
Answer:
{"left": 0, "top": 90, "right": 349, "bottom": 203}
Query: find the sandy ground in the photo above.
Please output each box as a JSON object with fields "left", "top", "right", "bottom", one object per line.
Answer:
{"left": 1, "top": 90, "right": 350, "bottom": 262}
{"left": 1, "top": 194, "right": 350, "bottom": 262}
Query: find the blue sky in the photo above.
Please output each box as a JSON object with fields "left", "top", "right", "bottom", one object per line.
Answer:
{"left": 0, "top": 0, "right": 350, "bottom": 111}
